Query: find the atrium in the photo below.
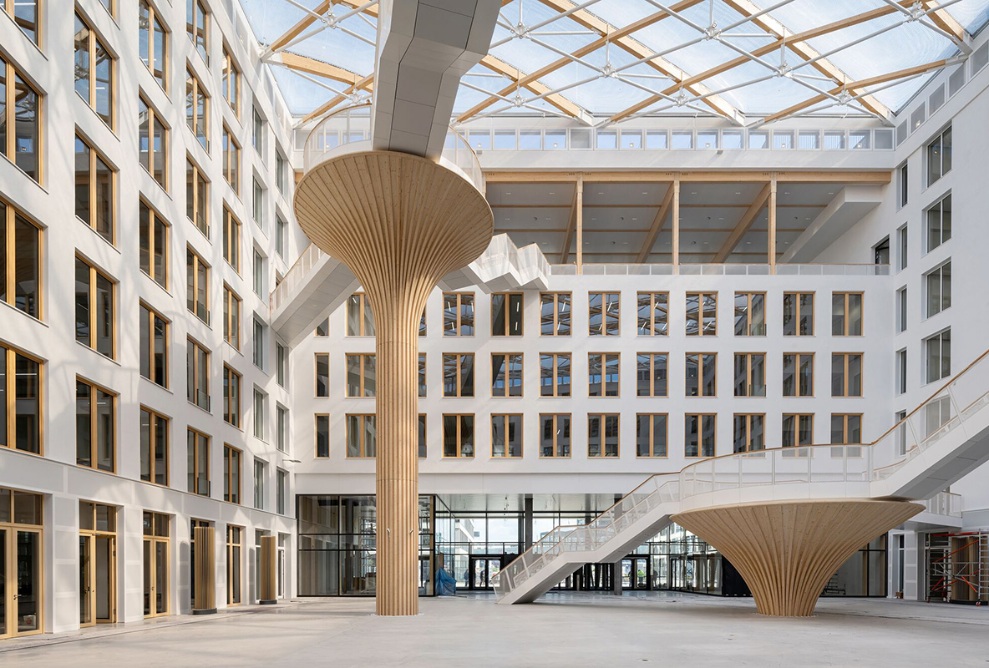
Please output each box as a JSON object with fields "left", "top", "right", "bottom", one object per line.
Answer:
{"left": 0, "top": 0, "right": 988, "bottom": 660}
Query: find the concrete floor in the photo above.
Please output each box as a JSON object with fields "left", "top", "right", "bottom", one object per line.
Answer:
{"left": 2, "top": 593, "right": 988, "bottom": 667}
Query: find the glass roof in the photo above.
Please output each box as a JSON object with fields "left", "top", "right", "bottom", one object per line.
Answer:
{"left": 240, "top": 0, "right": 989, "bottom": 125}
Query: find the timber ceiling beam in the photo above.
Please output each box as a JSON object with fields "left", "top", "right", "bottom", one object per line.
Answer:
{"left": 920, "top": 1, "right": 969, "bottom": 47}
{"left": 636, "top": 184, "right": 675, "bottom": 262}
{"left": 301, "top": 74, "right": 374, "bottom": 123}
{"left": 483, "top": 171, "right": 891, "bottom": 184}
{"left": 712, "top": 184, "right": 771, "bottom": 262}
{"left": 271, "top": 52, "right": 364, "bottom": 86}
{"left": 477, "top": 55, "right": 593, "bottom": 123}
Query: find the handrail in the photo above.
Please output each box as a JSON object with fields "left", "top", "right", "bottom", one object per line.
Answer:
{"left": 494, "top": 346, "right": 989, "bottom": 595}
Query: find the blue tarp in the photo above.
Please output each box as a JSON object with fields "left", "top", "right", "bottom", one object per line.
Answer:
{"left": 436, "top": 568, "right": 457, "bottom": 596}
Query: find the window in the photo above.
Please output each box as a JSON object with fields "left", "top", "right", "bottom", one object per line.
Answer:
{"left": 782, "top": 353, "right": 813, "bottom": 397}
{"left": 685, "top": 353, "right": 717, "bottom": 397}
{"left": 186, "top": 159, "right": 209, "bottom": 236}
{"left": 139, "top": 303, "right": 168, "bottom": 387}
{"left": 74, "top": 134, "right": 115, "bottom": 243}
{"left": 540, "top": 292, "right": 571, "bottom": 335}
{"left": 896, "top": 287, "right": 907, "bottom": 333}
{"left": 898, "top": 162, "right": 908, "bottom": 208}
{"left": 925, "top": 262, "right": 951, "bottom": 317}
{"left": 589, "top": 292, "right": 620, "bottom": 336}
{"left": 252, "top": 177, "right": 265, "bottom": 228}
{"left": 140, "top": 200, "right": 168, "bottom": 288}
{"left": 253, "top": 249, "right": 266, "bottom": 297}
{"left": 0, "top": 201, "right": 42, "bottom": 318}
{"left": 782, "top": 414, "right": 813, "bottom": 451}
{"left": 831, "top": 292, "right": 863, "bottom": 336}
{"left": 491, "top": 414, "right": 522, "bottom": 458}
{"left": 733, "top": 413, "right": 765, "bottom": 453}
{"left": 186, "top": 247, "right": 209, "bottom": 322}
{"left": 222, "top": 126, "right": 240, "bottom": 194}
{"left": 187, "top": 338, "right": 210, "bottom": 410}
{"left": 276, "top": 217, "right": 287, "bottom": 258}
{"left": 443, "top": 292, "right": 474, "bottom": 336}
{"left": 685, "top": 414, "right": 716, "bottom": 458}
{"left": 637, "top": 292, "right": 669, "bottom": 335}
{"left": 587, "top": 414, "right": 619, "bottom": 458}
{"left": 222, "top": 285, "right": 241, "bottom": 349}
{"left": 221, "top": 45, "right": 240, "bottom": 115}
{"left": 540, "top": 353, "right": 571, "bottom": 397}
{"left": 226, "top": 525, "right": 242, "bottom": 604}
{"left": 276, "top": 406, "right": 288, "bottom": 453}
{"left": 925, "top": 194, "right": 951, "bottom": 252}
{"left": 346, "top": 414, "right": 375, "bottom": 457}
{"left": 539, "top": 414, "right": 571, "bottom": 457}
{"left": 0, "top": 344, "right": 42, "bottom": 454}
{"left": 187, "top": 0, "right": 209, "bottom": 63}
{"left": 74, "top": 13, "right": 115, "bottom": 128}
{"left": 253, "top": 388, "right": 266, "bottom": 440}
{"left": 418, "top": 414, "right": 427, "bottom": 458}
{"left": 588, "top": 353, "right": 620, "bottom": 397}
{"left": 897, "top": 225, "right": 908, "bottom": 271}
{"left": 2, "top": 0, "right": 38, "bottom": 43}
{"left": 277, "top": 469, "right": 287, "bottom": 515}
{"left": 874, "top": 237, "right": 890, "bottom": 265}
{"left": 139, "top": 0, "right": 168, "bottom": 90}
{"left": 347, "top": 293, "right": 375, "bottom": 336}
{"left": 276, "top": 343, "right": 288, "bottom": 388}
{"left": 830, "top": 413, "right": 862, "bottom": 446}
{"left": 734, "top": 292, "right": 766, "bottom": 336}
{"left": 0, "top": 56, "right": 40, "bottom": 182}
{"left": 926, "top": 126, "right": 951, "bottom": 186}
{"left": 442, "top": 414, "right": 475, "bottom": 458}
{"left": 254, "top": 459, "right": 266, "bottom": 510}
{"left": 222, "top": 364, "right": 240, "bottom": 427}
{"left": 733, "top": 353, "right": 766, "bottom": 397}
{"left": 223, "top": 445, "right": 241, "bottom": 503}
{"left": 276, "top": 151, "right": 288, "bottom": 193}
{"left": 185, "top": 68, "right": 209, "bottom": 150}
{"left": 896, "top": 349, "right": 907, "bottom": 394}
{"left": 75, "top": 257, "right": 115, "bottom": 358}
{"left": 315, "top": 318, "right": 329, "bottom": 336}
{"left": 252, "top": 107, "right": 266, "bottom": 158}
{"left": 76, "top": 378, "right": 115, "bottom": 472}
{"left": 782, "top": 292, "right": 814, "bottom": 336}
{"left": 315, "top": 414, "right": 330, "bottom": 458}
{"left": 346, "top": 354, "right": 376, "bottom": 397}
{"left": 686, "top": 292, "right": 717, "bottom": 335}
{"left": 925, "top": 329, "right": 951, "bottom": 383}
{"left": 315, "top": 353, "right": 329, "bottom": 397}
{"left": 419, "top": 308, "right": 427, "bottom": 336}
{"left": 636, "top": 414, "right": 667, "bottom": 457}
{"left": 443, "top": 353, "right": 474, "bottom": 397}
{"left": 252, "top": 317, "right": 265, "bottom": 369}
{"left": 418, "top": 353, "right": 427, "bottom": 398}
{"left": 139, "top": 95, "right": 168, "bottom": 189}
{"left": 831, "top": 353, "right": 863, "bottom": 397}
{"left": 187, "top": 428, "right": 210, "bottom": 496}
{"left": 140, "top": 407, "right": 168, "bottom": 485}
{"left": 491, "top": 353, "right": 522, "bottom": 397}
{"left": 636, "top": 353, "right": 667, "bottom": 397}
{"left": 491, "top": 292, "right": 523, "bottom": 335}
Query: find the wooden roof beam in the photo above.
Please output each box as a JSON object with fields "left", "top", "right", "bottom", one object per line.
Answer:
{"left": 301, "top": 74, "right": 374, "bottom": 124}
{"left": 921, "top": 1, "right": 969, "bottom": 49}
{"left": 636, "top": 184, "right": 675, "bottom": 262}
{"left": 272, "top": 52, "right": 364, "bottom": 86}
{"left": 712, "top": 184, "right": 771, "bottom": 262}
{"left": 477, "top": 55, "right": 593, "bottom": 124}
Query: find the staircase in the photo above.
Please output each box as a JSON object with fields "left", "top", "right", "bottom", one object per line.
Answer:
{"left": 494, "top": 348, "right": 989, "bottom": 606}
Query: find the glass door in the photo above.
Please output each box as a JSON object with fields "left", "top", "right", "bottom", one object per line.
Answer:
{"left": 80, "top": 535, "right": 94, "bottom": 626}
{"left": 16, "top": 530, "right": 42, "bottom": 634}
{"left": 95, "top": 536, "right": 115, "bottom": 623}
{"left": 468, "top": 556, "right": 502, "bottom": 590}
{"left": 143, "top": 537, "right": 169, "bottom": 617}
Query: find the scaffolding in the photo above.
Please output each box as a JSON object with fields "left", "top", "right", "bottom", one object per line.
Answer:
{"left": 925, "top": 531, "right": 989, "bottom": 604}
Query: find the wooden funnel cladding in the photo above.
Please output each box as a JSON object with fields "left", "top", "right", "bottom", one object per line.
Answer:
{"left": 295, "top": 150, "right": 493, "bottom": 616}
{"left": 674, "top": 500, "right": 922, "bottom": 617}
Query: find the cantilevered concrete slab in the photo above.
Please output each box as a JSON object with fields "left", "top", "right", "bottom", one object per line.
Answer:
{"left": 779, "top": 185, "right": 883, "bottom": 263}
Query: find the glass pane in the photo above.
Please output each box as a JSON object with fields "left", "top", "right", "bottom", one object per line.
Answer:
{"left": 17, "top": 531, "right": 41, "bottom": 632}
{"left": 15, "top": 354, "right": 40, "bottom": 453}
{"left": 14, "top": 215, "right": 39, "bottom": 318}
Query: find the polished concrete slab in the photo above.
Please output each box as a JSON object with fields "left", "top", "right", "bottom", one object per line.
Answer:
{"left": 3, "top": 593, "right": 988, "bottom": 667}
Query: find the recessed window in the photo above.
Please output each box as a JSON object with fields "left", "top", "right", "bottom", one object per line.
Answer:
{"left": 491, "top": 292, "right": 523, "bottom": 336}
{"left": 139, "top": 1, "right": 168, "bottom": 91}
{"left": 346, "top": 354, "right": 376, "bottom": 397}
{"left": 76, "top": 377, "right": 116, "bottom": 472}
{"left": 588, "top": 353, "right": 619, "bottom": 397}
{"left": 276, "top": 150, "right": 289, "bottom": 193}
{"left": 2, "top": 0, "right": 39, "bottom": 43}
{"left": 442, "top": 414, "right": 474, "bottom": 458}
{"left": 897, "top": 162, "right": 908, "bottom": 208}
{"left": 925, "top": 194, "right": 951, "bottom": 253}
{"left": 926, "top": 126, "right": 952, "bottom": 186}
{"left": 221, "top": 44, "right": 240, "bottom": 116}
{"left": 187, "top": 338, "right": 210, "bottom": 410}
{"left": 540, "top": 292, "right": 572, "bottom": 336}
{"left": 491, "top": 353, "right": 522, "bottom": 397}
{"left": 830, "top": 414, "right": 862, "bottom": 446}
{"left": 637, "top": 292, "right": 668, "bottom": 335}
{"left": 253, "top": 249, "right": 266, "bottom": 298}
{"left": 140, "top": 407, "right": 169, "bottom": 485}
{"left": 491, "top": 414, "right": 522, "bottom": 458}
{"left": 732, "top": 413, "right": 765, "bottom": 453}
{"left": 277, "top": 469, "right": 288, "bottom": 514}
{"left": 588, "top": 292, "right": 620, "bottom": 336}
{"left": 253, "top": 388, "right": 266, "bottom": 440}
{"left": 782, "top": 292, "right": 813, "bottom": 336}
{"left": 685, "top": 414, "right": 716, "bottom": 458}
{"left": 187, "top": 428, "right": 210, "bottom": 496}
{"left": 186, "top": 247, "right": 210, "bottom": 323}
{"left": 782, "top": 414, "right": 813, "bottom": 452}
{"left": 831, "top": 292, "right": 863, "bottom": 336}
{"left": 685, "top": 353, "right": 716, "bottom": 397}
{"left": 733, "top": 353, "right": 766, "bottom": 397}
{"left": 782, "top": 353, "right": 813, "bottom": 397}
{"left": 873, "top": 236, "right": 890, "bottom": 265}
{"left": 443, "top": 292, "right": 474, "bottom": 336}
{"left": 418, "top": 353, "right": 427, "bottom": 398}
{"left": 252, "top": 107, "right": 266, "bottom": 158}
{"left": 276, "top": 217, "right": 287, "bottom": 258}
{"left": 222, "top": 364, "right": 240, "bottom": 428}
{"left": 896, "top": 349, "right": 907, "bottom": 395}
{"left": 139, "top": 95, "right": 169, "bottom": 190}
{"left": 253, "top": 459, "right": 266, "bottom": 510}
{"left": 896, "top": 287, "right": 907, "bottom": 334}
{"left": 686, "top": 292, "right": 717, "bottom": 336}
{"left": 0, "top": 344, "right": 42, "bottom": 454}
{"left": 139, "top": 303, "right": 168, "bottom": 387}
{"left": 75, "top": 257, "right": 115, "bottom": 358}
{"left": 587, "top": 414, "right": 619, "bottom": 458}
{"left": 443, "top": 353, "right": 474, "bottom": 397}
{"left": 226, "top": 524, "right": 242, "bottom": 603}
{"left": 185, "top": 67, "right": 209, "bottom": 150}
{"left": 636, "top": 353, "right": 667, "bottom": 397}
{"left": 831, "top": 353, "right": 863, "bottom": 397}
{"left": 140, "top": 201, "right": 168, "bottom": 288}
{"left": 276, "top": 343, "right": 288, "bottom": 388}
{"left": 0, "top": 201, "right": 42, "bottom": 318}
{"left": 315, "top": 353, "right": 329, "bottom": 397}
{"left": 222, "top": 126, "right": 240, "bottom": 194}
{"left": 418, "top": 414, "right": 427, "bottom": 458}
{"left": 187, "top": 0, "right": 209, "bottom": 64}
{"left": 315, "top": 414, "right": 330, "bottom": 458}
{"left": 252, "top": 177, "right": 265, "bottom": 228}
{"left": 74, "top": 12, "right": 115, "bottom": 129}
{"left": 186, "top": 159, "right": 209, "bottom": 237}
{"left": 636, "top": 414, "right": 667, "bottom": 457}
{"left": 540, "top": 353, "right": 571, "bottom": 397}
{"left": 252, "top": 317, "right": 265, "bottom": 369}
{"left": 925, "top": 262, "right": 951, "bottom": 318}
{"left": 74, "top": 135, "right": 115, "bottom": 244}
{"left": 734, "top": 292, "right": 765, "bottom": 336}
{"left": 539, "top": 414, "right": 571, "bottom": 458}
{"left": 925, "top": 329, "right": 951, "bottom": 384}
{"left": 346, "top": 414, "right": 375, "bottom": 457}
{"left": 347, "top": 293, "right": 375, "bottom": 336}
{"left": 0, "top": 56, "right": 42, "bottom": 182}
{"left": 897, "top": 225, "right": 908, "bottom": 271}
{"left": 276, "top": 406, "right": 288, "bottom": 453}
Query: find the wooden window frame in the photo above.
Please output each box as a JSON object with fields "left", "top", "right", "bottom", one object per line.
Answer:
{"left": 139, "top": 199, "right": 168, "bottom": 289}
{"left": 588, "top": 291, "right": 620, "bottom": 336}
{"left": 782, "top": 413, "right": 814, "bottom": 455}
{"left": 76, "top": 256, "right": 116, "bottom": 359}
{"left": 831, "top": 292, "right": 864, "bottom": 336}
{"left": 732, "top": 413, "right": 765, "bottom": 453}
{"left": 685, "top": 352, "right": 717, "bottom": 397}
{"left": 139, "top": 0, "right": 169, "bottom": 92}
{"left": 1, "top": 0, "right": 41, "bottom": 46}
{"left": 314, "top": 413, "right": 330, "bottom": 458}
{"left": 636, "top": 413, "right": 668, "bottom": 458}
{"left": 74, "top": 132, "right": 116, "bottom": 244}
{"left": 686, "top": 292, "right": 717, "bottom": 336}
{"left": 222, "top": 206, "right": 241, "bottom": 272}
{"left": 140, "top": 406, "right": 169, "bottom": 486}
{"left": 222, "top": 444, "right": 241, "bottom": 504}
{"left": 491, "top": 413, "right": 522, "bottom": 458}
{"left": 0, "top": 56, "right": 43, "bottom": 183}
{"left": 186, "top": 246, "right": 209, "bottom": 323}
{"left": 782, "top": 353, "right": 814, "bottom": 397}
{"left": 139, "top": 94, "right": 169, "bottom": 190}
{"left": 442, "top": 353, "right": 474, "bottom": 397}
{"left": 491, "top": 292, "right": 523, "bottom": 336}
{"left": 491, "top": 353, "right": 523, "bottom": 398}
{"left": 636, "top": 352, "right": 668, "bottom": 398}
{"left": 733, "top": 292, "right": 766, "bottom": 336}
{"left": 226, "top": 524, "right": 242, "bottom": 605}
{"left": 221, "top": 43, "right": 240, "bottom": 117}
{"left": 315, "top": 353, "right": 329, "bottom": 397}
{"left": 733, "top": 352, "right": 766, "bottom": 397}
{"left": 782, "top": 292, "right": 814, "bottom": 336}
{"left": 539, "top": 353, "right": 571, "bottom": 397}
{"left": 222, "top": 364, "right": 241, "bottom": 428}
{"left": 830, "top": 413, "right": 863, "bottom": 445}
{"left": 75, "top": 376, "right": 116, "bottom": 473}
{"left": 74, "top": 10, "right": 116, "bottom": 130}
{"left": 346, "top": 413, "right": 376, "bottom": 458}
{"left": 684, "top": 413, "right": 716, "bottom": 458}
{"left": 187, "top": 428, "right": 210, "bottom": 496}
{"left": 222, "top": 284, "right": 241, "bottom": 349}
{"left": 188, "top": 0, "right": 209, "bottom": 65}
{"left": 442, "top": 413, "right": 475, "bottom": 458}
{"left": 540, "top": 292, "right": 572, "bottom": 336}
{"left": 345, "top": 353, "right": 376, "bottom": 398}
{"left": 539, "top": 413, "right": 571, "bottom": 458}
{"left": 139, "top": 302, "right": 169, "bottom": 388}
{"left": 831, "top": 352, "right": 864, "bottom": 397}
{"left": 186, "top": 158, "right": 210, "bottom": 237}
{"left": 1, "top": 200, "right": 43, "bottom": 319}
{"left": 442, "top": 292, "right": 475, "bottom": 337}
{"left": 587, "top": 413, "right": 620, "bottom": 458}
{"left": 588, "top": 352, "right": 620, "bottom": 397}
{"left": 346, "top": 293, "right": 375, "bottom": 336}
{"left": 222, "top": 125, "right": 240, "bottom": 195}
{"left": 187, "top": 337, "right": 210, "bottom": 411}
{"left": 636, "top": 291, "right": 669, "bottom": 336}
{"left": 418, "top": 353, "right": 426, "bottom": 398}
